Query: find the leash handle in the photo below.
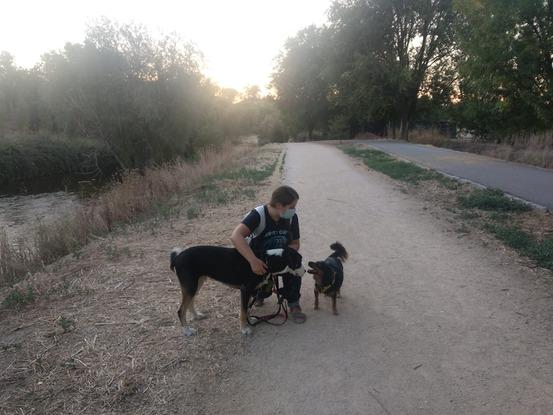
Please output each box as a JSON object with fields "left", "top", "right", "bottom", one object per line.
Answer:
{"left": 247, "top": 274, "right": 288, "bottom": 326}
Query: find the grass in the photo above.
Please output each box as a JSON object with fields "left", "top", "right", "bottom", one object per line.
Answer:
{"left": 458, "top": 188, "right": 531, "bottom": 212}
{"left": 2, "top": 285, "right": 36, "bottom": 308}
{"left": 342, "top": 146, "right": 439, "bottom": 183}
{"left": 342, "top": 144, "right": 553, "bottom": 273}
{"left": 192, "top": 159, "right": 278, "bottom": 207}
{"left": 408, "top": 127, "right": 449, "bottom": 146}
{"left": 186, "top": 206, "right": 201, "bottom": 219}
{"left": 486, "top": 224, "right": 553, "bottom": 270}
{"left": 215, "top": 160, "right": 278, "bottom": 183}
{"left": 0, "top": 142, "right": 282, "bottom": 290}
{"left": 410, "top": 129, "right": 553, "bottom": 170}
{"left": 280, "top": 150, "right": 286, "bottom": 174}
{"left": 0, "top": 144, "right": 243, "bottom": 287}
{"left": 57, "top": 315, "right": 75, "bottom": 333}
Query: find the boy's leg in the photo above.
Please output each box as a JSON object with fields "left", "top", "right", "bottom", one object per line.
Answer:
{"left": 282, "top": 273, "right": 306, "bottom": 323}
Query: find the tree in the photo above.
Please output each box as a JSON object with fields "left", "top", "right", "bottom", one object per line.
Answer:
{"left": 272, "top": 26, "right": 331, "bottom": 140}
{"left": 329, "top": 0, "right": 457, "bottom": 139}
{"left": 454, "top": 0, "right": 553, "bottom": 139}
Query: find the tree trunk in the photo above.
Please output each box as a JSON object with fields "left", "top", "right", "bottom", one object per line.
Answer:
{"left": 400, "top": 112, "right": 409, "bottom": 141}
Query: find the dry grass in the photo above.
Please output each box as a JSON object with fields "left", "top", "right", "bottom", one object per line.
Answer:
{"left": 410, "top": 129, "right": 553, "bottom": 169}
{"left": 484, "top": 132, "right": 553, "bottom": 168}
{"left": 0, "top": 143, "right": 285, "bottom": 414}
{"left": 408, "top": 127, "right": 449, "bottom": 146}
{"left": 0, "top": 143, "right": 247, "bottom": 287}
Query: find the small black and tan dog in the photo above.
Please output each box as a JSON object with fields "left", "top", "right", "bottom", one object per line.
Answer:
{"left": 170, "top": 246, "right": 305, "bottom": 336}
{"left": 307, "top": 242, "right": 348, "bottom": 315}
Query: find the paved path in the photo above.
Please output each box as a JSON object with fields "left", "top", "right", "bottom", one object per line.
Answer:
{"left": 210, "top": 143, "right": 553, "bottom": 415}
{"left": 363, "top": 140, "right": 553, "bottom": 210}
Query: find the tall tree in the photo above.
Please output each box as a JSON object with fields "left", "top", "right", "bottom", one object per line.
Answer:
{"left": 329, "top": 0, "right": 456, "bottom": 139}
{"left": 272, "top": 26, "right": 331, "bottom": 140}
{"left": 454, "top": 0, "right": 553, "bottom": 139}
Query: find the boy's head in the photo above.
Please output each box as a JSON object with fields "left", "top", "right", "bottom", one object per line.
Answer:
{"left": 269, "top": 186, "right": 299, "bottom": 210}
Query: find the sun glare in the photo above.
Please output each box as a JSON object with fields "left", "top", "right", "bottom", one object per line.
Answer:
{"left": 0, "top": 0, "right": 330, "bottom": 93}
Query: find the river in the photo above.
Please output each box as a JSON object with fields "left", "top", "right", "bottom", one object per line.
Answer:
{"left": 0, "top": 191, "right": 81, "bottom": 243}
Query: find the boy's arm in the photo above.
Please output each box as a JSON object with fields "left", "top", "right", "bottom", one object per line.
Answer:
{"left": 231, "top": 224, "right": 267, "bottom": 275}
{"left": 289, "top": 239, "right": 300, "bottom": 251}
{"left": 289, "top": 214, "right": 300, "bottom": 251}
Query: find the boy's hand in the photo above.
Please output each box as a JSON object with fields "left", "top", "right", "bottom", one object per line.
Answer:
{"left": 250, "top": 257, "right": 268, "bottom": 275}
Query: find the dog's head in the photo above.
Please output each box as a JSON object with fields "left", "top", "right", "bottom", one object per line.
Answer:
{"left": 307, "top": 261, "right": 336, "bottom": 288}
{"left": 265, "top": 247, "right": 305, "bottom": 277}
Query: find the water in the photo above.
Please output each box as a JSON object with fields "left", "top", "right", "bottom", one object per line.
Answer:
{"left": 0, "top": 191, "right": 81, "bottom": 242}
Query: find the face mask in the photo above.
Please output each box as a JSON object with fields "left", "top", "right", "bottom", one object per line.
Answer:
{"left": 280, "top": 208, "right": 296, "bottom": 220}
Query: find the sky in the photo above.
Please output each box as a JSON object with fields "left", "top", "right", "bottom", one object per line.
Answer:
{"left": 0, "top": 0, "right": 331, "bottom": 92}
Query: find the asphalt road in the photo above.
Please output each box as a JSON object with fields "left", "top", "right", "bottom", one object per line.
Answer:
{"left": 363, "top": 140, "right": 553, "bottom": 210}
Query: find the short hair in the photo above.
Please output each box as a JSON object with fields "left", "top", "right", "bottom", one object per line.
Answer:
{"left": 269, "top": 185, "right": 299, "bottom": 207}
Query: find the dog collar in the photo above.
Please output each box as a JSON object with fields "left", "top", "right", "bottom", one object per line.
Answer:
{"left": 320, "top": 275, "right": 335, "bottom": 293}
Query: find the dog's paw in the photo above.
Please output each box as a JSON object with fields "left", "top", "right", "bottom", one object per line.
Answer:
{"left": 183, "top": 327, "right": 197, "bottom": 337}
{"left": 241, "top": 326, "right": 253, "bottom": 336}
{"left": 333, "top": 311, "right": 339, "bottom": 316}
{"left": 314, "top": 305, "right": 319, "bottom": 310}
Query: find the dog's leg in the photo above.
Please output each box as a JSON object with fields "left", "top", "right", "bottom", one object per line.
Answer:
{"left": 314, "top": 289, "right": 319, "bottom": 310}
{"left": 189, "top": 276, "right": 207, "bottom": 321}
{"left": 177, "top": 288, "right": 197, "bottom": 336}
{"left": 240, "top": 288, "right": 252, "bottom": 335}
{"left": 332, "top": 292, "right": 338, "bottom": 315}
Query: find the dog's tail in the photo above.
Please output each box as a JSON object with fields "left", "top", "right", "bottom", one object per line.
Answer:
{"left": 330, "top": 242, "right": 348, "bottom": 262}
{"left": 170, "top": 247, "right": 184, "bottom": 272}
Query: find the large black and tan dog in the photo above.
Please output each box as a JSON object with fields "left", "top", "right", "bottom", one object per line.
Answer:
{"left": 170, "top": 246, "right": 305, "bottom": 336}
{"left": 308, "top": 242, "right": 348, "bottom": 315}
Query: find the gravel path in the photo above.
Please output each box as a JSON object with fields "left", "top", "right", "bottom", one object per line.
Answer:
{"left": 209, "top": 142, "right": 553, "bottom": 415}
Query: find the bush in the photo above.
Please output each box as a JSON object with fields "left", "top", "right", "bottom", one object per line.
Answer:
{"left": 0, "top": 134, "right": 119, "bottom": 192}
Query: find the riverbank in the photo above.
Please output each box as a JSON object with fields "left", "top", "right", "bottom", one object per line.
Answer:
{"left": 0, "top": 134, "right": 120, "bottom": 195}
{"left": 0, "top": 142, "right": 284, "bottom": 413}
{"left": 0, "top": 140, "right": 259, "bottom": 288}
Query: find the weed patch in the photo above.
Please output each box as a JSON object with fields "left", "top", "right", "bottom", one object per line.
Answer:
{"left": 342, "top": 146, "right": 438, "bottom": 183}
{"left": 459, "top": 189, "right": 530, "bottom": 212}
{"left": 2, "top": 285, "right": 36, "bottom": 308}
{"left": 486, "top": 223, "right": 553, "bottom": 269}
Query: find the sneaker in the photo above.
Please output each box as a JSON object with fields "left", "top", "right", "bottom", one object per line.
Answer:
{"left": 290, "top": 306, "right": 306, "bottom": 324}
{"left": 254, "top": 298, "right": 264, "bottom": 307}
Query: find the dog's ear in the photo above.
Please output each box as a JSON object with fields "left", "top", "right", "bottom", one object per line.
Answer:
{"left": 284, "top": 246, "right": 301, "bottom": 260}
{"left": 308, "top": 261, "right": 317, "bottom": 268}
{"left": 266, "top": 254, "right": 284, "bottom": 271}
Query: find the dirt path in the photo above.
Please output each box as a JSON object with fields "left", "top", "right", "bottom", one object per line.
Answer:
{"left": 0, "top": 144, "right": 282, "bottom": 414}
{"left": 209, "top": 143, "right": 553, "bottom": 415}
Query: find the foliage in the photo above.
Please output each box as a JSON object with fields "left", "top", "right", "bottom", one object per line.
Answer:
{"left": 0, "top": 19, "right": 269, "bottom": 180}
{"left": 453, "top": 0, "right": 553, "bottom": 139}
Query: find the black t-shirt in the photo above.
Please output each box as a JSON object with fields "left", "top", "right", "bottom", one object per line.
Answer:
{"left": 241, "top": 205, "right": 300, "bottom": 254}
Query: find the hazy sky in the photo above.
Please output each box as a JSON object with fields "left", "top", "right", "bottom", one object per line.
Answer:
{"left": 0, "top": 0, "right": 331, "bottom": 92}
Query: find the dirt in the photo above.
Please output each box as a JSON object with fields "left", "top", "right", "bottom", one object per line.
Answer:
{"left": 0, "top": 144, "right": 284, "bottom": 414}
{"left": 2, "top": 141, "right": 553, "bottom": 414}
{"left": 207, "top": 142, "right": 553, "bottom": 415}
